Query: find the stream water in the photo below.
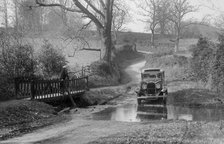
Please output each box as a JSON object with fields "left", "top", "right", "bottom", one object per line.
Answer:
{"left": 91, "top": 104, "right": 224, "bottom": 122}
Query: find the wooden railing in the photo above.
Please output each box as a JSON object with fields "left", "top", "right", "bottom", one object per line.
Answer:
{"left": 15, "top": 77, "right": 89, "bottom": 100}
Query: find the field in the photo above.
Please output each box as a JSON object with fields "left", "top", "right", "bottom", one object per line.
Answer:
{"left": 23, "top": 31, "right": 199, "bottom": 71}
{"left": 23, "top": 34, "right": 102, "bottom": 69}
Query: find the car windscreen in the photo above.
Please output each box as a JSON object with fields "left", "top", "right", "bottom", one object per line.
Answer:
{"left": 142, "top": 74, "right": 157, "bottom": 79}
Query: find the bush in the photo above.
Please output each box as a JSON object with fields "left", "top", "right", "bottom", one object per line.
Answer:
{"left": 190, "top": 35, "right": 224, "bottom": 93}
{"left": 37, "top": 40, "right": 66, "bottom": 78}
{"left": 212, "top": 34, "right": 224, "bottom": 93}
{"left": 0, "top": 33, "right": 36, "bottom": 100}
{"left": 0, "top": 44, "right": 36, "bottom": 78}
{"left": 191, "top": 37, "right": 215, "bottom": 82}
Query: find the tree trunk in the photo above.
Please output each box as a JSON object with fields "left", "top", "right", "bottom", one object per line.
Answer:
{"left": 39, "top": 7, "right": 44, "bottom": 32}
{"left": 59, "top": 0, "right": 68, "bottom": 26}
{"left": 174, "top": 29, "right": 180, "bottom": 53}
{"left": 14, "top": 0, "right": 19, "bottom": 32}
{"left": 151, "top": 29, "right": 155, "bottom": 49}
{"left": 160, "top": 22, "right": 165, "bottom": 35}
{"left": 112, "top": 19, "right": 117, "bottom": 44}
{"left": 175, "top": 37, "right": 179, "bottom": 53}
{"left": 102, "top": 28, "right": 112, "bottom": 63}
{"left": 4, "top": 0, "right": 8, "bottom": 32}
{"left": 102, "top": 0, "right": 114, "bottom": 63}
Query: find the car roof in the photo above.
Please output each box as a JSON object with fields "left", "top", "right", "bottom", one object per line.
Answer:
{"left": 141, "top": 68, "right": 164, "bottom": 73}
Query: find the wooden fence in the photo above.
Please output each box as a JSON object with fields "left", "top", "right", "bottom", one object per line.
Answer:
{"left": 15, "top": 77, "right": 89, "bottom": 100}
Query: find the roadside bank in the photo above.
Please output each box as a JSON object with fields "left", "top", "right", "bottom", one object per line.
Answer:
{"left": 0, "top": 100, "right": 69, "bottom": 140}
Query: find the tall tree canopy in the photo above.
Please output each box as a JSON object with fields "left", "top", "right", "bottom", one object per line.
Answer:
{"left": 36, "top": 0, "right": 115, "bottom": 63}
{"left": 138, "top": 0, "right": 162, "bottom": 47}
{"left": 168, "top": 0, "right": 196, "bottom": 52}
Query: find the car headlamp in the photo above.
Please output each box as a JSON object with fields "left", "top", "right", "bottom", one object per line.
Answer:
{"left": 141, "top": 83, "right": 147, "bottom": 90}
{"left": 156, "top": 83, "right": 161, "bottom": 89}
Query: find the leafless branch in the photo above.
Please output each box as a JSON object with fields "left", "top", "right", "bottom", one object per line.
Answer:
{"left": 35, "top": 0, "right": 81, "bottom": 13}
{"left": 83, "top": 0, "right": 105, "bottom": 18}
{"left": 81, "top": 20, "right": 93, "bottom": 30}
{"left": 99, "top": 0, "right": 106, "bottom": 9}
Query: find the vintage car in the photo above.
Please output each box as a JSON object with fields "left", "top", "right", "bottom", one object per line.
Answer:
{"left": 136, "top": 68, "right": 168, "bottom": 105}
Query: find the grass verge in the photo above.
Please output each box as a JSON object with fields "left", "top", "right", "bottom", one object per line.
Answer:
{"left": 0, "top": 100, "right": 69, "bottom": 140}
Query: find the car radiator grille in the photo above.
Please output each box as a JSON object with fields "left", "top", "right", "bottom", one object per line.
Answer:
{"left": 147, "top": 83, "right": 156, "bottom": 95}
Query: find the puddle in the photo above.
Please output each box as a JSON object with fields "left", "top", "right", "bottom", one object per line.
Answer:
{"left": 91, "top": 104, "right": 224, "bottom": 122}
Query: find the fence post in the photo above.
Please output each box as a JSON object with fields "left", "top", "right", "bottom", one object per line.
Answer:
{"left": 31, "top": 80, "right": 35, "bottom": 100}
{"left": 14, "top": 78, "right": 18, "bottom": 99}
{"left": 86, "top": 76, "right": 89, "bottom": 90}
{"left": 82, "top": 66, "right": 84, "bottom": 77}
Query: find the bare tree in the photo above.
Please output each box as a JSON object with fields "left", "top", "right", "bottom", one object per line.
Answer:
{"left": 19, "top": 0, "right": 44, "bottom": 33}
{"left": 168, "top": 0, "right": 196, "bottom": 52}
{"left": 3, "top": 0, "right": 9, "bottom": 32}
{"left": 156, "top": 0, "right": 171, "bottom": 35}
{"left": 35, "top": 0, "right": 115, "bottom": 63}
{"left": 14, "top": 0, "right": 19, "bottom": 31}
{"left": 198, "top": 0, "right": 224, "bottom": 31}
{"left": 214, "top": 13, "right": 224, "bottom": 32}
{"left": 138, "top": 0, "right": 162, "bottom": 48}
{"left": 59, "top": 0, "right": 68, "bottom": 26}
{"left": 112, "top": 0, "right": 130, "bottom": 42}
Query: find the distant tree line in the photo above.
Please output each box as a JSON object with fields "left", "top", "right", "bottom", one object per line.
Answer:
{"left": 0, "top": 0, "right": 84, "bottom": 34}
{"left": 138, "top": 0, "right": 198, "bottom": 52}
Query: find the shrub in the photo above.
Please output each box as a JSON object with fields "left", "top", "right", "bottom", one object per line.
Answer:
{"left": 37, "top": 40, "right": 66, "bottom": 78}
{"left": 0, "top": 33, "right": 36, "bottom": 100}
{"left": 89, "top": 60, "right": 121, "bottom": 88}
{"left": 212, "top": 34, "right": 224, "bottom": 93}
{"left": 191, "top": 37, "right": 215, "bottom": 82}
{"left": 0, "top": 44, "right": 36, "bottom": 78}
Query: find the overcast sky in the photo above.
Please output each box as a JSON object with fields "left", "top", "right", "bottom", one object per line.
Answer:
{"left": 1, "top": 0, "right": 224, "bottom": 33}
{"left": 125, "top": 0, "right": 224, "bottom": 32}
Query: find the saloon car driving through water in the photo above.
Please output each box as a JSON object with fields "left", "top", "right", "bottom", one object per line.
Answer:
{"left": 136, "top": 68, "right": 168, "bottom": 105}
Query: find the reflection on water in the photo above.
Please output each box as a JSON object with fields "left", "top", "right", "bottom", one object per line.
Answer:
{"left": 91, "top": 104, "right": 224, "bottom": 122}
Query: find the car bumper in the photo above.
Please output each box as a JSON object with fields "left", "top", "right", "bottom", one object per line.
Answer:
{"left": 137, "top": 95, "right": 167, "bottom": 100}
